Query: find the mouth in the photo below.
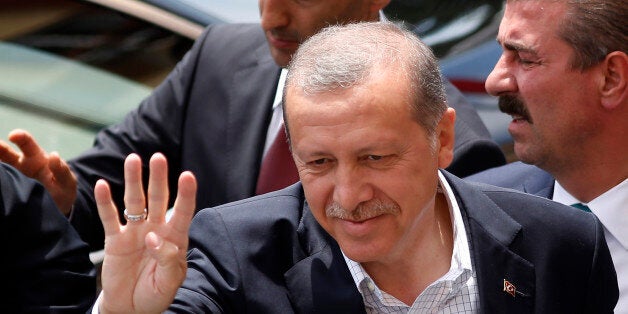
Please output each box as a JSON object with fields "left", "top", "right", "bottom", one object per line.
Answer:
{"left": 267, "top": 32, "right": 299, "bottom": 50}
{"left": 510, "top": 114, "right": 529, "bottom": 123}
{"left": 344, "top": 214, "right": 381, "bottom": 224}
{"left": 338, "top": 215, "right": 383, "bottom": 237}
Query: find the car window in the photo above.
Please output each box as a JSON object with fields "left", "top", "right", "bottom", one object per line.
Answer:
{"left": 0, "top": 40, "right": 152, "bottom": 157}
{"left": 384, "top": 0, "right": 504, "bottom": 59}
{"left": 1, "top": 0, "right": 184, "bottom": 158}
{"left": 4, "top": 0, "right": 195, "bottom": 87}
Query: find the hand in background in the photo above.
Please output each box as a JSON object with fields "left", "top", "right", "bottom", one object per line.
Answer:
{"left": 0, "top": 129, "right": 77, "bottom": 215}
{"left": 95, "top": 153, "right": 197, "bottom": 313}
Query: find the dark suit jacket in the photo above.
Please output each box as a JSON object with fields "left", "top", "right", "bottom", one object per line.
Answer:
{"left": 0, "top": 163, "right": 96, "bottom": 313}
{"left": 169, "top": 171, "right": 617, "bottom": 313}
{"left": 68, "top": 23, "right": 505, "bottom": 249}
{"left": 465, "top": 161, "right": 555, "bottom": 198}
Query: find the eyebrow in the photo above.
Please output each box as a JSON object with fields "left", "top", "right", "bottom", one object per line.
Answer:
{"left": 497, "top": 39, "right": 538, "bottom": 55}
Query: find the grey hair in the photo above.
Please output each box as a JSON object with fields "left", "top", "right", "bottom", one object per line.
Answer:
{"left": 284, "top": 22, "right": 447, "bottom": 136}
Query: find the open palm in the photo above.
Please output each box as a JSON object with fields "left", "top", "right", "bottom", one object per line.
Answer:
{"left": 95, "top": 153, "right": 196, "bottom": 313}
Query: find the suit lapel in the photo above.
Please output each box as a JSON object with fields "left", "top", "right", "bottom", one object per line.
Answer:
{"left": 225, "top": 32, "right": 281, "bottom": 201}
{"left": 284, "top": 203, "right": 366, "bottom": 314}
{"left": 445, "top": 172, "right": 535, "bottom": 313}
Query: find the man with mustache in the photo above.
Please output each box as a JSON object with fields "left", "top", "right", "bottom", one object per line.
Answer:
{"left": 92, "top": 22, "right": 617, "bottom": 313}
{"left": 465, "top": 0, "right": 627, "bottom": 311}
{"left": 0, "top": 0, "right": 504, "bottom": 251}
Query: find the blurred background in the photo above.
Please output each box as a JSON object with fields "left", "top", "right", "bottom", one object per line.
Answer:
{"left": 1, "top": 0, "right": 514, "bottom": 161}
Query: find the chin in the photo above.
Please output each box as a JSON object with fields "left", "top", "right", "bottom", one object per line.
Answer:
{"left": 513, "top": 144, "right": 541, "bottom": 165}
{"left": 270, "top": 50, "right": 290, "bottom": 68}
{"left": 338, "top": 239, "right": 389, "bottom": 264}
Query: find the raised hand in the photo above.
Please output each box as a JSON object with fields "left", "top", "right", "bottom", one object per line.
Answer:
{"left": 96, "top": 153, "right": 197, "bottom": 313}
{"left": 0, "top": 129, "right": 77, "bottom": 215}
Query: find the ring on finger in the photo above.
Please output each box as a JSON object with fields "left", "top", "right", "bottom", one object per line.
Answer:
{"left": 124, "top": 208, "right": 148, "bottom": 222}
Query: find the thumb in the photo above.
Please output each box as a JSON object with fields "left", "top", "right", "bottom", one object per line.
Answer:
{"left": 145, "top": 232, "right": 187, "bottom": 294}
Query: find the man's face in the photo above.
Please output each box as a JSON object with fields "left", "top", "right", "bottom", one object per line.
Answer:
{"left": 259, "top": 0, "right": 375, "bottom": 67}
{"left": 285, "top": 69, "right": 455, "bottom": 264}
{"left": 485, "top": 1, "right": 602, "bottom": 171}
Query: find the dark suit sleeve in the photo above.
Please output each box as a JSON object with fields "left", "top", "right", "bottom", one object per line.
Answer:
{"left": 168, "top": 208, "right": 244, "bottom": 313}
{"left": 442, "top": 80, "right": 506, "bottom": 177}
{"left": 0, "top": 163, "right": 96, "bottom": 312}
{"left": 67, "top": 26, "right": 218, "bottom": 250}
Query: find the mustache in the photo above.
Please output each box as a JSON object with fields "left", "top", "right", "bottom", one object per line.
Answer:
{"left": 498, "top": 95, "right": 532, "bottom": 122}
{"left": 326, "top": 198, "right": 400, "bottom": 221}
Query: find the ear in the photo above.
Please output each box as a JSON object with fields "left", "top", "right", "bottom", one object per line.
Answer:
{"left": 371, "top": 0, "right": 391, "bottom": 13}
{"left": 436, "top": 108, "right": 456, "bottom": 168}
{"left": 599, "top": 51, "right": 628, "bottom": 110}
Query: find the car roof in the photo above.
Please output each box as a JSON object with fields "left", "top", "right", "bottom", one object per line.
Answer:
{"left": 83, "top": 0, "right": 260, "bottom": 39}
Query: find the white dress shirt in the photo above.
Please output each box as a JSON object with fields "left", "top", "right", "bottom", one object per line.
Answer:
{"left": 553, "top": 178, "right": 628, "bottom": 312}
{"left": 343, "top": 171, "right": 479, "bottom": 313}
{"left": 262, "top": 68, "right": 288, "bottom": 158}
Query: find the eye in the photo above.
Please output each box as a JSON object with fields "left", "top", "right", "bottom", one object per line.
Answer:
{"left": 516, "top": 52, "right": 540, "bottom": 68}
{"left": 306, "top": 158, "right": 332, "bottom": 167}
{"left": 312, "top": 158, "right": 328, "bottom": 165}
{"left": 361, "top": 154, "right": 396, "bottom": 169}
{"left": 518, "top": 57, "right": 537, "bottom": 67}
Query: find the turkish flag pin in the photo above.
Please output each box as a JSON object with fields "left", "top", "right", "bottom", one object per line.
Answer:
{"left": 503, "top": 279, "right": 516, "bottom": 297}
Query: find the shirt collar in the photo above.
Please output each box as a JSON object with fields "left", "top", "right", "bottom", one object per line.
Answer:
{"left": 553, "top": 178, "right": 628, "bottom": 250}
{"left": 379, "top": 10, "right": 388, "bottom": 22}
{"left": 551, "top": 181, "right": 580, "bottom": 205}
{"left": 272, "top": 68, "right": 288, "bottom": 110}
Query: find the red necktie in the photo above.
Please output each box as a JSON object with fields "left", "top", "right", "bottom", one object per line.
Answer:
{"left": 255, "top": 126, "right": 299, "bottom": 195}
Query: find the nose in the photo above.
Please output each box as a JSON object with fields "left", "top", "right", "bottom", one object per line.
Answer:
{"left": 259, "top": 0, "right": 289, "bottom": 31}
{"left": 332, "top": 165, "right": 374, "bottom": 213}
{"left": 485, "top": 54, "right": 518, "bottom": 96}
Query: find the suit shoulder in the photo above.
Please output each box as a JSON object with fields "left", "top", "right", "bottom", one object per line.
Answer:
{"left": 448, "top": 172, "right": 599, "bottom": 237}
{"left": 474, "top": 181, "right": 601, "bottom": 239}
{"left": 465, "top": 162, "right": 549, "bottom": 187}
{"left": 197, "top": 23, "right": 266, "bottom": 54}
{"left": 191, "top": 184, "right": 305, "bottom": 236}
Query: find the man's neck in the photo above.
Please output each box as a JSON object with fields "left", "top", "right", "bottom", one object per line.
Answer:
{"left": 547, "top": 118, "right": 628, "bottom": 202}
{"left": 552, "top": 158, "right": 627, "bottom": 203}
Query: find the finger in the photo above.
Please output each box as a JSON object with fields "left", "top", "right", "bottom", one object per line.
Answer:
{"left": 95, "top": 179, "right": 122, "bottom": 236}
{"left": 0, "top": 140, "right": 21, "bottom": 165}
{"left": 168, "top": 171, "right": 197, "bottom": 247}
{"left": 48, "top": 152, "right": 78, "bottom": 215}
{"left": 146, "top": 232, "right": 187, "bottom": 300}
{"left": 123, "top": 154, "right": 146, "bottom": 216}
{"left": 49, "top": 152, "right": 77, "bottom": 189}
{"left": 147, "top": 153, "right": 169, "bottom": 223}
{"left": 8, "top": 129, "right": 46, "bottom": 159}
